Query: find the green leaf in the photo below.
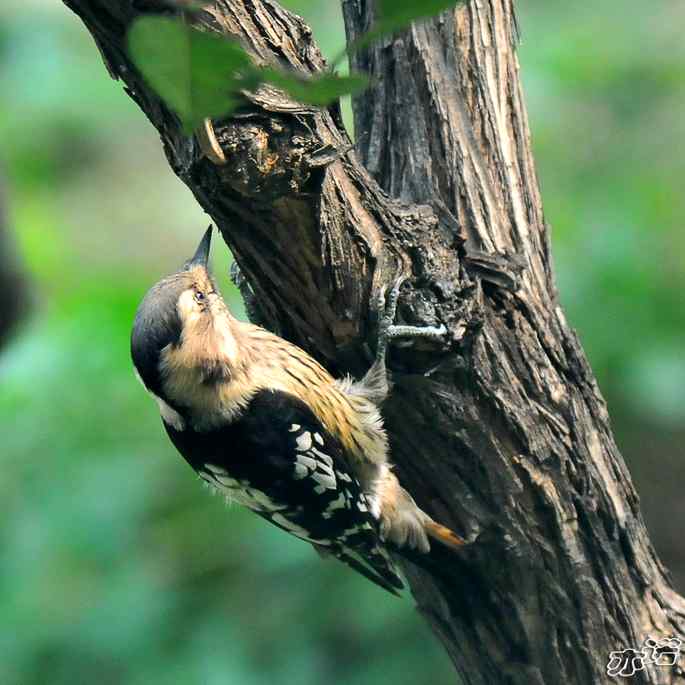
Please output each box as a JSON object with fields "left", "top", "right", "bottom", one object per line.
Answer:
{"left": 128, "top": 17, "right": 252, "bottom": 133}
{"left": 263, "top": 69, "right": 369, "bottom": 106}
{"left": 128, "top": 17, "right": 367, "bottom": 133}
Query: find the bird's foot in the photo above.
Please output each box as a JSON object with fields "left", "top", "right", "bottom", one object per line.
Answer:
{"left": 374, "top": 276, "right": 447, "bottom": 366}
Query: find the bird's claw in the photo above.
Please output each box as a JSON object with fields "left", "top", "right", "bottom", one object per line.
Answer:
{"left": 376, "top": 276, "right": 407, "bottom": 345}
{"left": 374, "top": 276, "right": 447, "bottom": 366}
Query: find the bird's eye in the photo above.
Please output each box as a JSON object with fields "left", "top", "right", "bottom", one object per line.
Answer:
{"left": 194, "top": 291, "right": 206, "bottom": 304}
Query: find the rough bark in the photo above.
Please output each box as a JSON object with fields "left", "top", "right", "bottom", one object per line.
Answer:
{"left": 61, "top": 1, "right": 685, "bottom": 683}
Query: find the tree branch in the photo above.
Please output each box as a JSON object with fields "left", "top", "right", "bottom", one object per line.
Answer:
{"left": 62, "top": 1, "right": 685, "bottom": 682}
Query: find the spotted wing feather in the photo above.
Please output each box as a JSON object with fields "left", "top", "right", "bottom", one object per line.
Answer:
{"left": 164, "top": 389, "right": 403, "bottom": 594}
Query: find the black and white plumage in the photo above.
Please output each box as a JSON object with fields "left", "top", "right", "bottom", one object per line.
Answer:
{"left": 131, "top": 227, "right": 463, "bottom": 595}
{"left": 165, "top": 389, "right": 403, "bottom": 593}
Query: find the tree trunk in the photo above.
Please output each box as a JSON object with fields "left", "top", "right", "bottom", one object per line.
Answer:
{"left": 61, "top": 1, "right": 685, "bottom": 682}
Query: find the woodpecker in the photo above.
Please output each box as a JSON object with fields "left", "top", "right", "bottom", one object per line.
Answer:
{"left": 131, "top": 226, "right": 463, "bottom": 594}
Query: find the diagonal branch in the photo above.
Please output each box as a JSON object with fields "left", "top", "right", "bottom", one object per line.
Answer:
{"left": 63, "top": 1, "right": 685, "bottom": 683}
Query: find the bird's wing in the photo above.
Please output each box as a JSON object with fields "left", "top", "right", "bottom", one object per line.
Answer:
{"left": 164, "top": 389, "right": 404, "bottom": 594}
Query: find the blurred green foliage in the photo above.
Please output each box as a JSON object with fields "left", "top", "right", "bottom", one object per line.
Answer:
{"left": 0, "top": 1, "right": 683, "bottom": 684}
{"left": 522, "top": 3, "right": 685, "bottom": 426}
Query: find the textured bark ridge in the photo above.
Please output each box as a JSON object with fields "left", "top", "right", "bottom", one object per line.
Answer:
{"left": 63, "top": 1, "right": 685, "bottom": 682}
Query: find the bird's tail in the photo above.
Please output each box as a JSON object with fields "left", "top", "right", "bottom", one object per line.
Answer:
{"left": 424, "top": 519, "right": 465, "bottom": 551}
{"left": 374, "top": 467, "right": 464, "bottom": 554}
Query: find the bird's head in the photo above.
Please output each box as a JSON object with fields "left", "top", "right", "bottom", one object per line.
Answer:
{"left": 131, "top": 226, "right": 241, "bottom": 403}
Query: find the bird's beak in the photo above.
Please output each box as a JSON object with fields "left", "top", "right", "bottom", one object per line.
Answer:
{"left": 188, "top": 225, "right": 212, "bottom": 268}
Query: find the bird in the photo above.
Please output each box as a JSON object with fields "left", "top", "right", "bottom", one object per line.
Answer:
{"left": 130, "top": 226, "right": 463, "bottom": 594}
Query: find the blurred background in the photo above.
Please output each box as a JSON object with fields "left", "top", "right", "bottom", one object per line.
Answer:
{"left": 0, "top": 1, "right": 682, "bottom": 683}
